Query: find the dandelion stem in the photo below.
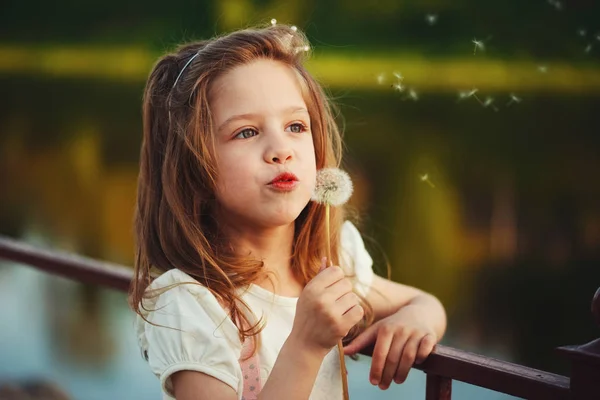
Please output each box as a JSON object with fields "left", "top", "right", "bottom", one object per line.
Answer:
{"left": 325, "top": 204, "right": 331, "bottom": 266}
{"left": 325, "top": 203, "right": 349, "bottom": 400}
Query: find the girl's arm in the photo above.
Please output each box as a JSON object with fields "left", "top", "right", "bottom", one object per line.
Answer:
{"left": 259, "top": 265, "right": 365, "bottom": 399}
{"left": 171, "top": 336, "right": 326, "bottom": 400}
{"left": 344, "top": 275, "right": 447, "bottom": 390}
{"left": 172, "top": 371, "right": 237, "bottom": 400}
{"left": 171, "top": 263, "right": 363, "bottom": 399}
{"left": 256, "top": 335, "right": 328, "bottom": 399}
{"left": 367, "top": 275, "right": 446, "bottom": 337}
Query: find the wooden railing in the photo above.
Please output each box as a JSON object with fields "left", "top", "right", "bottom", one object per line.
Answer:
{"left": 1, "top": 235, "right": 599, "bottom": 399}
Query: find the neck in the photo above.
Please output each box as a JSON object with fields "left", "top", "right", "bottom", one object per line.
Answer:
{"left": 219, "top": 218, "right": 302, "bottom": 296}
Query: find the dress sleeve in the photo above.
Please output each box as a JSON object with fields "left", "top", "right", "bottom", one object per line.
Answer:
{"left": 340, "top": 220, "right": 375, "bottom": 297}
{"left": 135, "top": 270, "right": 243, "bottom": 399}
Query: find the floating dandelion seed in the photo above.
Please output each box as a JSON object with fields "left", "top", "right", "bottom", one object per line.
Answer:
{"left": 420, "top": 174, "right": 435, "bottom": 188}
{"left": 596, "top": 34, "right": 600, "bottom": 41}
{"left": 294, "top": 45, "right": 310, "bottom": 54}
{"left": 469, "top": 88, "right": 483, "bottom": 104}
{"left": 391, "top": 72, "right": 408, "bottom": 94}
{"left": 271, "top": 18, "right": 277, "bottom": 26}
{"left": 506, "top": 93, "right": 522, "bottom": 106}
{"left": 538, "top": 65, "right": 548, "bottom": 73}
{"left": 426, "top": 14, "right": 438, "bottom": 25}
{"left": 312, "top": 167, "right": 353, "bottom": 400}
{"left": 548, "top": 0, "right": 562, "bottom": 10}
{"left": 291, "top": 25, "right": 297, "bottom": 32}
{"left": 392, "top": 83, "right": 405, "bottom": 92}
{"left": 585, "top": 44, "right": 593, "bottom": 53}
{"left": 377, "top": 73, "right": 386, "bottom": 85}
{"left": 408, "top": 89, "right": 419, "bottom": 101}
{"left": 578, "top": 29, "right": 587, "bottom": 37}
{"left": 483, "top": 96, "right": 499, "bottom": 112}
{"left": 457, "top": 88, "right": 479, "bottom": 103}
{"left": 472, "top": 38, "right": 485, "bottom": 55}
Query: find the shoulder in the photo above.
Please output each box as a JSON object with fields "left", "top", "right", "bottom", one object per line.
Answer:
{"left": 135, "top": 269, "right": 240, "bottom": 355}
{"left": 339, "top": 220, "right": 375, "bottom": 296}
{"left": 340, "top": 220, "right": 362, "bottom": 245}
{"left": 340, "top": 220, "right": 372, "bottom": 265}
{"left": 134, "top": 269, "right": 243, "bottom": 397}
{"left": 137, "top": 268, "right": 234, "bottom": 328}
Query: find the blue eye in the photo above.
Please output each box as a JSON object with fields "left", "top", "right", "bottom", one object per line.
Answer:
{"left": 287, "top": 123, "right": 307, "bottom": 133}
{"left": 235, "top": 128, "right": 258, "bottom": 139}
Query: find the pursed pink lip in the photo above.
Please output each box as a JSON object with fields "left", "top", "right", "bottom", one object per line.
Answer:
{"left": 268, "top": 172, "right": 299, "bottom": 185}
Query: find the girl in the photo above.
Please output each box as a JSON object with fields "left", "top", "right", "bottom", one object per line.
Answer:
{"left": 129, "top": 23, "right": 446, "bottom": 400}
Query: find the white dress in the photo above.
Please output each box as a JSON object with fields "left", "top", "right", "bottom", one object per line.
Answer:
{"left": 135, "top": 221, "right": 374, "bottom": 400}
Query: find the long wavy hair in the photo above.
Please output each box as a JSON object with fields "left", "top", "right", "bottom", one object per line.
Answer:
{"left": 129, "top": 23, "right": 374, "bottom": 351}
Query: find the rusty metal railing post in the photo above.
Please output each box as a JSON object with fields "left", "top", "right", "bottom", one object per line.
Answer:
{"left": 425, "top": 374, "right": 452, "bottom": 400}
{"left": 556, "top": 287, "right": 600, "bottom": 400}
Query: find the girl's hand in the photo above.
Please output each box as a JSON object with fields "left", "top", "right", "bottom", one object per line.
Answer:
{"left": 342, "top": 305, "right": 438, "bottom": 390}
{"left": 289, "top": 258, "right": 364, "bottom": 356}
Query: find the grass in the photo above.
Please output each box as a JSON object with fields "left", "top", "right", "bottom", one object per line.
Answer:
{"left": 1, "top": 44, "right": 599, "bottom": 93}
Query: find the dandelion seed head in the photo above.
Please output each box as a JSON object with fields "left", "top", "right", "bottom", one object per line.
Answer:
{"left": 312, "top": 168, "right": 354, "bottom": 206}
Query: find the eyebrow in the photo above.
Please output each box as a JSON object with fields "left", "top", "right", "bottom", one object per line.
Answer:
{"left": 217, "top": 106, "right": 309, "bottom": 133}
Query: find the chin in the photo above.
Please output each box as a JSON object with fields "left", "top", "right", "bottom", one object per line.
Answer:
{"left": 264, "top": 212, "right": 302, "bottom": 227}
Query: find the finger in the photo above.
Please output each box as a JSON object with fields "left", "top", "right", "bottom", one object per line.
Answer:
{"left": 335, "top": 291, "right": 360, "bottom": 315}
{"left": 339, "top": 303, "right": 364, "bottom": 337}
{"left": 343, "top": 323, "right": 378, "bottom": 355}
{"left": 309, "top": 265, "right": 345, "bottom": 290}
{"left": 379, "top": 333, "right": 407, "bottom": 390}
{"left": 415, "top": 333, "right": 437, "bottom": 364}
{"left": 393, "top": 334, "right": 421, "bottom": 384}
{"left": 369, "top": 327, "right": 393, "bottom": 386}
{"left": 344, "top": 303, "right": 364, "bottom": 325}
{"left": 328, "top": 278, "right": 353, "bottom": 301}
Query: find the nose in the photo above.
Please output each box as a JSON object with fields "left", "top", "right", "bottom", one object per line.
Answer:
{"left": 264, "top": 133, "right": 293, "bottom": 164}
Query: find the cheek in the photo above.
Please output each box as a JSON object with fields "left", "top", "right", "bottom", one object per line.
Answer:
{"left": 214, "top": 153, "right": 255, "bottom": 197}
{"left": 304, "top": 138, "right": 317, "bottom": 170}
{"left": 302, "top": 141, "right": 317, "bottom": 190}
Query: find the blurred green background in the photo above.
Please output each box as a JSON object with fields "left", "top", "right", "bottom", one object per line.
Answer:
{"left": 1, "top": 0, "right": 599, "bottom": 399}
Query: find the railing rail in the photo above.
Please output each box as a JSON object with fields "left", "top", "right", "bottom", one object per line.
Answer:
{"left": 1, "top": 235, "right": 598, "bottom": 399}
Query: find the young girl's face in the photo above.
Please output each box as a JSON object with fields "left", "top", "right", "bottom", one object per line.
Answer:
{"left": 209, "top": 59, "right": 317, "bottom": 229}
